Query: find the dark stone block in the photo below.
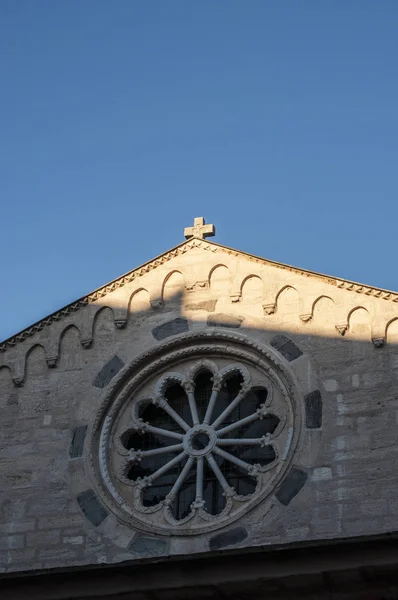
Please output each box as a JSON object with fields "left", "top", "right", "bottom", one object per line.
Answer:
{"left": 185, "top": 299, "right": 217, "bottom": 312}
{"left": 152, "top": 318, "right": 189, "bottom": 340}
{"left": 7, "top": 392, "right": 18, "bottom": 406}
{"left": 69, "top": 425, "right": 88, "bottom": 458}
{"left": 128, "top": 535, "right": 168, "bottom": 556}
{"left": 207, "top": 313, "right": 244, "bottom": 328}
{"left": 305, "top": 390, "right": 323, "bottom": 429}
{"left": 93, "top": 355, "right": 124, "bottom": 389}
{"left": 77, "top": 489, "right": 108, "bottom": 526}
{"left": 270, "top": 335, "right": 303, "bottom": 362}
{"left": 209, "top": 526, "right": 247, "bottom": 551}
{"left": 275, "top": 468, "right": 308, "bottom": 506}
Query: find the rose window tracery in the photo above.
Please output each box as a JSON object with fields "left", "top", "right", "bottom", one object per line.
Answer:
{"left": 118, "top": 365, "right": 281, "bottom": 520}
{"left": 94, "top": 336, "right": 300, "bottom": 535}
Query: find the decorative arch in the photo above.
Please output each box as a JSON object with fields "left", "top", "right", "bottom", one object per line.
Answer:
{"left": 93, "top": 306, "right": 116, "bottom": 337}
{"left": 209, "top": 265, "right": 230, "bottom": 294}
{"left": 311, "top": 296, "right": 335, "bottom": 331}
{"left": 347, "top": 307, "right": 371, "bottom": 340}
{"left": 162, "top": 270, "right": 185, "bottom": 304}
{"left": 25, "top": 343, "right": 47, "bottom": 379}
{"left": 275, "top": 286, "right": 300, "bottom": 319}
{"left": 386, "top": 317, "right": 398, "bottom": 343}
{"left": 240, "top": 275, "right": 264, "bottom": 302}
{"left": 128, "top": 288, "right": 151, "bottom": 315}
{"left": 59, "top": 324, "right": 82, "bottom": 370}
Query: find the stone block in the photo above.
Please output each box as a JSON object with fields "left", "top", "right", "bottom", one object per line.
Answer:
{"left": 0, "top": 521, "right": 35, "bottom": 534}
{"left": 69, "top": 425, "right": 88, "bottom": 458}
{"left": 270, "top": 335, "right": 303, "bottom": 362}
{"left": 207, "top": 313, "right": 243, "bottom": 328}
{"left": 311, "top": 467, "right": 332, "bottom": 481}
{"left": 0, "top": 534, "right": 24, "bottom": 550}
{"left": 185, "top": 299, "right": 217, "bottom": 312}
{"left": 76, "top": 489, "right": 109, "bottom": 527}
{"left": 93, "top": 355, "right": 124, "bottom": 389}
{"left": 128, "top": 535, "right": 168, "bottom": 557}
{"left": 63, "top": 536, "right": 84, "bottom": 545}
{"left": 275, "top": 468, "right": 308, "bottom": 506}
{"left": 38, "top": 514, "right": 85, "bottom": 530}
{"left": 152, "top": 318, "right": 189, "bottom": 340}
{"left": 26, "top": 529, "right": 61, "bottom": 547}
{"left": 209, "top": 526, "right": 247, "bottom": 551}
{"left": 27, "top": 495, "right": 68, "bottom": 516}
{"left": 305, "top": 390, "right": 323, "bottom": 429}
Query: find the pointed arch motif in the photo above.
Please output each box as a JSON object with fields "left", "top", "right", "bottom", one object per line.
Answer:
{"left": 310, "top": 296, "right": 336, "bottom": 331}
{"left": 275, "top": 286, "right": 300, "bottom": 320}
{"left": 347, "top": 307, "right": 371, "bottom": 340}
{"left": 92, "top": 306, "right": 116, "bottom": 346}
{"left": 25, "top": 344, "right": 47, "bottom": 379}
{"left": 386, "top": 317, "right": 398, "bottom": 343}
{"left": 162, "top": 271, "right": 185, "bottom": 304}
{"left": 240, "top": 275, "right": 264, "bottom": 302}
{"left": 209, "top": 265, "right": 230, "bottom": 294}
{"left": 59, "top": 324, "right": 82, "bottom": 370}
{"left": 128, "top": 288, "right": 151, "bottom": 315}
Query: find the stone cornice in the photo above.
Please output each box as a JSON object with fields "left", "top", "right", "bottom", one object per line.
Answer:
{"left": 1, "top": 237, "right": 398, "bottom": 352}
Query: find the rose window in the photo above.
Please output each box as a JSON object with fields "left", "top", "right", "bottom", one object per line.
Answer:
{"left": 95, "top": 335, "right": 300, "bottom": 535}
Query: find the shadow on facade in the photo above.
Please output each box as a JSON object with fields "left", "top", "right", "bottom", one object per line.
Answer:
{"left": 1, "top": 282, "right": 398, "bottom": 599}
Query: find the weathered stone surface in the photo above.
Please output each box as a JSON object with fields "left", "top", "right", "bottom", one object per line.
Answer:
{"left": 128, "top": 535, "right": 168, "bottom": 556}
{"left": 76, "top": 490, "right": 108, "bottom": 527}
{"left": 275, "top": 468, "right": 308, "bottom": 506}
{"left": 185, "top": 299, "right": 217, "bottom": 312}
{"left": 93, "top": 355, "right": 124, "bottom": 388}
{"left": 207, "top": 313, "right": 243, "bottom": 328}
{"left": 2, "top": 231, "right": 398, "bottom": 575}
{"left": 305, "top": 390, "right": 323, "bottom": 429}
{"left": 26, "top": 529, "right": 61, "bottom": 547}
{"left": 0, "top": 535, "right": 24, "bottom": 550}
{"left": 152, "top": 318, "right": 189, "bottom": 340}
{"left": 270, "top": 335, "right": 303, "bottom": 362}
{"left": 209, "top": 527, "right": 247, "bottom": 551}
{"left": 69, "top": 425, "right": 88, "bottom": 458}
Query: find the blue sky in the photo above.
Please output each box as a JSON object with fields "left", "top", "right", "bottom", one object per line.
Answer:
{"left": 1, "top": 1, "right": 397, "bottom": 340}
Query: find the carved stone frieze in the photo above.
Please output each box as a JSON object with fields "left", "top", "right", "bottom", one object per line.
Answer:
{"left": 299, "top": 313, "right": 312, "bottom": 323}
{"left": 46, "top": 356, "right": 58, "bottom": 368}
{"left": 263, "top": 303, "right": 276, "bottom": 316}
{"left": 81, "top": 338, "right": 93, "bottom": 349}
{"left": 335, "top": 323, "right": 348, "bottom": 336}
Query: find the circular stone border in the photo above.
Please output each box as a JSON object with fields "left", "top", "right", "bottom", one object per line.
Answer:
{"left": 86, "top": 329, "right": 304, "bottom": 537}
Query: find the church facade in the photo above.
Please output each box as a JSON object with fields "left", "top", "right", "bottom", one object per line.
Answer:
{"left": 1, "top": 218, "right": 398, "bottom": 599}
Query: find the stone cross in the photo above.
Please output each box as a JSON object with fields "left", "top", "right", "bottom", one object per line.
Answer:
{"left": 184, "top": 217, "right": 216, "bottom": 240}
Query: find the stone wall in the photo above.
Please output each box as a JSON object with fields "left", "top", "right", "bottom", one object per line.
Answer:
{"left": 1, "top": 240, "right": 398, "bottom": 573}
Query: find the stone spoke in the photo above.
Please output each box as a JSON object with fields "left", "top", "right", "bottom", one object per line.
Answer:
{"left": 206, "top": 454, "right": 231, "bottom": 493}
{"left": 129, "top": 443, "right": 183, "bottom": 462}
{"left": 216, "top": 412, "right": 259, "bottom": 437}
{"left": 203, "top": 383, "right": 221, "bottom": 425}
{"left": 211, "top": 385, "right": 249, "bottom": 429}
{"left": 186, "top": 389, "right": 200, "bottom": 426}
{"left": 167, "top": 457, "right": 195, "bottom": 501}
{"left": 141, "top": 423, "right": 184, "bottom": 441}
{"left": 194, "top": 457, "right": 204, "bottom": 505}
{"left": 213, "top": 446, "right": 258, "bottom": 475}
{"left": 145, "top": 451, "right": 186, "bottom": 484}
{"left": 153, "top": 396, "right": 191, "bottom": 432}
{"left": 217, "top": 436, "right": 271, "bottom": 447}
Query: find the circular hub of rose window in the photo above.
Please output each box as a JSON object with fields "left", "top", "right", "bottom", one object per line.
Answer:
{"left": 91, "top": 332, "right": 302, "bottom": 536}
